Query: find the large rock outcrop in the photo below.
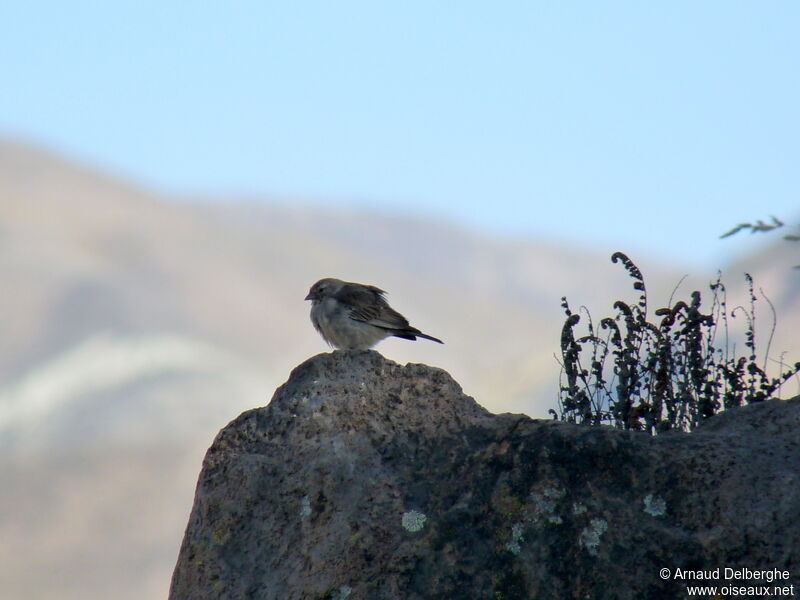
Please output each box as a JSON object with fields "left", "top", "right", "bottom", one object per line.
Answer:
{"left": 169, "top": 351, "right": 800, "bottom": 599}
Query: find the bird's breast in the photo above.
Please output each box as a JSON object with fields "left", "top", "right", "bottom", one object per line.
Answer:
{"left": 309, "top": 298, "right": 387, "bottom": 349}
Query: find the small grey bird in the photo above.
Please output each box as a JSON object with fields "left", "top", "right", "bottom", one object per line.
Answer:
{"left": 305, "top": 278, "right": 444, "bottom": 350}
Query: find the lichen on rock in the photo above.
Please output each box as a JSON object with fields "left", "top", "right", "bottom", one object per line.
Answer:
{"left": 643, "top": 493, "right": 666, "bottom": 517}
{"left": 401, "top": 510, "right": 427, "bottom": 533}
{"left": 579, "top": 518, "right": 608, "bottom": 556}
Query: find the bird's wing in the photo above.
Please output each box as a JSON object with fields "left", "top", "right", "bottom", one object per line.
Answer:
{"left": 360, "top": 305, "right": 412, "bottom": 330}
{"left": 336, "top": 282, "right": 443, "bottom": 344}
{"left": 335, "top": 283, "right": 410, "bottom": 328}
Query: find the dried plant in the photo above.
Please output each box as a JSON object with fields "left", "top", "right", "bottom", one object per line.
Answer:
{"left": 552, "top": 252, "right": 800, "bottom": 433}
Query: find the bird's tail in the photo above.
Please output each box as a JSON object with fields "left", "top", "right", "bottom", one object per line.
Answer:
{"left": 387, "top": 326, "right": 444, "bottom": 344}
{"left": 413, "top": 331, "right": 444, "bottom": 344}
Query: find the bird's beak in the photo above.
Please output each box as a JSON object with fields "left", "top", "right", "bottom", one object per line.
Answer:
{"left": 304, "top": 293, "right": 313, "bottom": 301}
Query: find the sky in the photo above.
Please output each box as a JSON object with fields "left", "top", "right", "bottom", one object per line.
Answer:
{"left": 2, "top": 1, "right": 798, "bottom": 269}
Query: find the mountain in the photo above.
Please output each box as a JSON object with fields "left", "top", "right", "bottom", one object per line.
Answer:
{"left": 0, "top": 137, "right": 797, "bottom": 599}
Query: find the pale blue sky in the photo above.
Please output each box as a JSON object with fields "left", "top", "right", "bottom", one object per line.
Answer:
{"left": 2, "top": 2, "right": 798, "bottom": 268}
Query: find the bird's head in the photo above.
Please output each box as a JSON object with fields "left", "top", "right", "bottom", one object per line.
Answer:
{"left": 305, "top": 278, "right": 344, "bottom": 301}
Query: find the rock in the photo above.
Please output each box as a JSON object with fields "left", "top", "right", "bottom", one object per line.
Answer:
{"left": 169, "top": 350, "right": 800, "bottom": 600}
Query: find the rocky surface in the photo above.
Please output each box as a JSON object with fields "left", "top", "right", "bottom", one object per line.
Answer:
{"left": 170, "top": 350, "right": 800, "bottom": 599}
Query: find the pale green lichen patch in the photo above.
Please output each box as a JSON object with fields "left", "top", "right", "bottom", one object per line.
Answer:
{"left": 505, "top": 522, "right": 525, "bottom": 555}
{"left": 572, "top": 502, "right": 587, "bottom": 515}
{"left": 643, "top": 493, "right": 666, "bottom": 517}
{"left": 402, "top": 510, "right": 427, "bottom": 532}
{"left": 494, "top": 480, "right": 578, "bottom": 556}
{"left": 331, "top": 585, "right": 352, "bottom": 600}
{"left": 542, "top": 486, "right": 566, "bottom": 499}
{"left": 300, "top": 495, "right": 312, "bottom": 519}
{"left": 579, "top": 518, "right": 608, "bottom": 556}
{"left": 529, "top": 485, "right": 565, "bottom": 524}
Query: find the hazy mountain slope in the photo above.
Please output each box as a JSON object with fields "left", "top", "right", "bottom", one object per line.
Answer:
{"left": 0, "top": 137, "right": 647, "bottom": 423}
{"left": 0, "top": 444, "right": 194, "bottom": 600}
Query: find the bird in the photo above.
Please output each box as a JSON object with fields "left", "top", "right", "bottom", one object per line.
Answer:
{"left": 305, "top": 278, "right": 444, "bottom": 350}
